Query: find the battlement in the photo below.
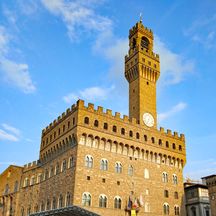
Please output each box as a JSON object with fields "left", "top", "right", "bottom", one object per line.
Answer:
{"left": 42, "top": 103, "right": 78, "bottom": 135}
{"left": 129, "top": 22, "right": 153, "bottom": 39}
{"left": 23, "top": 160, "right": 40, "bottom": 170}
{"left": 78, "top": 100, "right": 185, "bottom": 141}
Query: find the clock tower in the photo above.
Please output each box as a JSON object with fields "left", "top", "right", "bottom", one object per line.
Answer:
{"left": 125, "top": 20, "right": 160, "bottom": 128}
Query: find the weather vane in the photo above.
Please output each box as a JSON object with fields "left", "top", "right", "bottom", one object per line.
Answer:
{"left": 139, "top": 12, "right": 143, "bottom": 23}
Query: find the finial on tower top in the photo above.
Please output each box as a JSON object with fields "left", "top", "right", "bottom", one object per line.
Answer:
{"left": 139, "top": 12, "right": 143, "bottom": 23}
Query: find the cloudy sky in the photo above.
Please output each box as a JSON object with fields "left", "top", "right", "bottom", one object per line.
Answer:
{"left": 0, "top": 0, "right": 216, "bottom": 181}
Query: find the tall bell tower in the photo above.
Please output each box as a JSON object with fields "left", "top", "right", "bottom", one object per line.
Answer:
{"left": 125, "top": 20, "right": 160, "bottom": 128}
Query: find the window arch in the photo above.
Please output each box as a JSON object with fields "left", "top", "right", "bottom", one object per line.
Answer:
{"left": 66, "top": 192, "right": 71, "bottom": 206}
{"left": 115, "top": 162, "right": 122, "bottom": 174}
{"left": 128, "top": 165, "right": 133, "bottom": 176}
{"left": 46, "top": 199, "right": 50, "bottom": 210}
{"left": 94, "top": 119, "right": 99, "bottom": 127}
{"left": 174, "top": 205, "right": 180, "bottom": 215}
{"left": 14, "top": 181, "right": 18, "bottom": 192}
{"left": 99, "top": 194, "right": 107, "bottom": 208}
{"left": 69, "top": 156, "right": 74, "bottom": 168}
{"left": 141, "top": 36, "right": 150, "bottom": 50}
{"left": 166, "top": 141, "right": 169, "bottom": 148}
{"left": 82, "top": 192, "right": 91, "bottom": 206}
{"left": 100, "top": 159, "right": 108, "bottom": 171}
{"left": 85, "top": 155, "right": 93, "bottom": 168}
{"left": 136, "top": 132, "right": 140, "bottom": 139}
{"left": 30, "top": 176, "right": 36, "bottom": 185}
{"left": 144, "top": 168, "right": 149, "bottom": 179}
{"left": 159, "top": 139, "right": 162, "bottom": 145}
{"left": 52, "top": 197, "right": 56, "bottom": 209}
{"left": 121, "top": 128, "right": 125, "bottom": 135}
{"left": 5, "top": 184, "right": 9, "bottom": 194}
{"left": 59, "top": 194, "right": 63, "bottom": 208}
{"left": 62, "top": 159, "right": 67, "bottom": 172}
{"left": 84, "top": 117, "right": 89, "bottom": 124}
{"left": 113, "top": 125, "right": 117, "bottom": 132}
{"left": 104, "top": 123, "right": 108, "bottom": 130}
{"left": 162, "top": 172, "right": 168, "bottom": 183}
{"left": 151, "top": 137, "right": 155, "bottom": 143}
{"left": 129, "top": 130, "right": 133, "bottom": 137}
{"left": 172, "top": 143, "right": 176, "bottom": 149}
{"left": 174, "top": 191, "right": 178, "bottom": 199}
{"left": 114, "top": 196, "right": 121, "bottom": 209}
{"left": 55, "top": 162, "right": 60, "bottom": 175}
{"left": 163, "top": 203, "right": 170, "bottom": 215}
{"left": 173, "top": 174, "right": 178, "bottom": 184}
{"left": 144, "top": 135, "right": 148, "bottom": 142}
{"left": 164, "top": 190, "right": 169, "bottom": 198}
{"left": 24, "top": 177, "right": 29, "bottom": 187}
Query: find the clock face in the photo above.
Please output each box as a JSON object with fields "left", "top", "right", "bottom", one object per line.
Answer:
{"left": 143, "top": 113, "right": 154, "bottom": 127}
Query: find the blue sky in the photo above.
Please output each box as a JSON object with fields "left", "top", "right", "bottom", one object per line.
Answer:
{"left": 0, "top": 0, "right": 216, "bottom": 181}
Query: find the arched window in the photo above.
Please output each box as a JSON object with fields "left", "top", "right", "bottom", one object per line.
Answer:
{"left": 174, "top": 191, "right": 178, "bottom": 199}
{"left": 144, "top": 135, "right": 148, "bottom": 142}
{"left": 82, "top": 192, "right": 91, "bottom": 206}
{"left": 166, "top": 141, "right": 169, "bottom": 148}
{"left": 121, "top": 128, "right": 125, "bottom": 135}
{"left": 129, "top": 130, "right": 133, "bottom": 137}
{"left": 59, "top": 194, "right": 63, "bottom": 208}
{"left": 5, "top": 184, "right": 9, "bottom": 194}
{"left": 30, "top": 176, "right": 36, "bottom": 185}
{"left": 41, "top": 201, "right": 45, "bottom": 211}
{"left": 141, "top": 36, "right": 150, "bottom": 50}
{"left": 99, "top": 194, "right": 107, "bottom": 208}
{"left": 56, "top": 162, "right": 60, "bottom": 175}
{"left": 136, "top": 132, "right": 140, "bottom": 139}
{"left": 144, "top": 168, "right": 149, "bottom": 179}
{"left": 174, "top": 205, "right": 180, "bottom": 215}
{"left": 104, "top": 123, "right": 108, "bottom": 130}
{"left": 46, "top": 199, "right": 50, "bottom": 210}
{"left": 159, "top": 139, "right": 162, "bottom": 145}
{"left": 172, "top": 143, "right": 176, "bottom": 149}
{"left": 69, "top": 156, "right": 74, "bottom": 168}
{"left": 115, "top": 162, "right": 122, "bottom": 174}
{"left": 163, "top": 203, "right": 170, "bottom": 215}
{"left": 151, "top": 137, "right": 155, "bottom": 143}
{"left": 66, "top": 192, "right": 71, "bottom": 206}
{"left": 50, "top": 166, "right": 54, "bottom": 177}
{"left": 100, "top": 159, "right": 108, "bottom": 171}
{"left": 52, "top": 197, "right": 56, "bottom": 209}
{"left": 45, "top": 169, "right": 49, "bottom": 180}
{"left": 21, "top": 207, "right": 25, "bottom": 216}
{"left": 62, "top": 159, "right": 67, "bottom": 172}
{"left": 24, "top": 178, "right": 29, "bottom": 187}
{"left": 14, "top": 181, "right": 18, "bottom": 192}
{"left": 94, "top": 120, "right": 99, "bottom": 127}
{"left": 162, "top": 172, "right": 168, "bottom": 183}
{"left": 173, "top": 174, "right": 178, "bottom": 184}
{"left": 145, "top": 202, "right": 150, "bottom": 212}
{"left": 128, "top": 165, "right": 133, "bottom": 176}
{"left": 34, "top": 205, "right": 39, "bottom": 213}
{"left": 113, "top": 125, "right": 117, "bottom": 132}
{"left": 114, "top": 196, "right": 121, "bottom": 209}
{"left": 164, "top": 190, "right": 169, "bottom": 198}
{"left": 85, "top": 155, "right": 93, "bottom": 168}
{"left": 84, "top": 117, "right": 89, "bottom": 124}
{"left": 179, "top": 145, "right": 182, "bottom": 151}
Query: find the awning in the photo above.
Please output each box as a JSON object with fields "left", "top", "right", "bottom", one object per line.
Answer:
{"left": 30, "top": 206, "right": 100, "bottom": 216}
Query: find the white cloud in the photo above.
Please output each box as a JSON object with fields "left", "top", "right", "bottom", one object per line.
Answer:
{"left": 158, "top": 102, "right": 187, "bottom": 122}
{"left": 0, "top": 58, "right": 36, "bottom": 93}
{"left": 185, "top": 14, "right": 216, "bottom": 49}
{"left": 154, "top": 36, "right": 195, "bottom": 85}
{"left": 2, "top": 123, "right": 21, "bottom": 137}
{"left": 0, "top": 25, "right": 36, "bottom": 93}
{"left": 0, "top": 123, "right": 21, "bottom": 142}
{"left": 63, "top": 85, "right": 115, "bottom": 104}
{"left": 41, "top": 0, "right": 112, "bottom": 40}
